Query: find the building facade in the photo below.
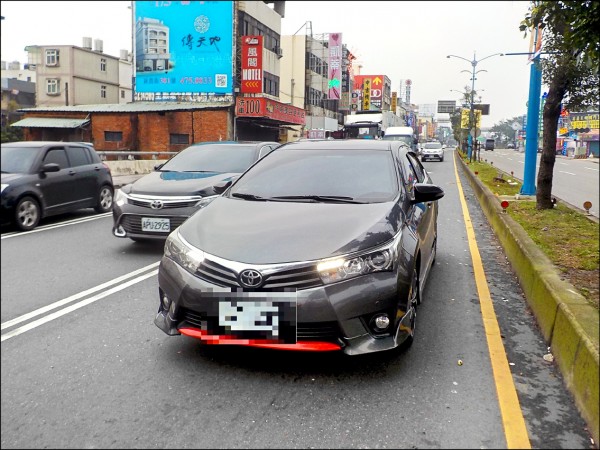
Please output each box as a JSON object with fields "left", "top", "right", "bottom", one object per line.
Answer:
{"left": 24, "top": 38, "right": 132, "bottom": 107}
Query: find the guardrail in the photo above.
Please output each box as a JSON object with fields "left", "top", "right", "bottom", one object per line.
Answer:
{"left": 96, "top": 151, "right": 178, "bottom": 161}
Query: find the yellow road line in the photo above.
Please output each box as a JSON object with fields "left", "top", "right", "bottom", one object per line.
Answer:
{"left": 453, "top": 152, "right": 531, "bottom": 449}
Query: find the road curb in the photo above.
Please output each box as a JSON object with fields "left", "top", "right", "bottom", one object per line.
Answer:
{"left": 456, "top": 153, "right": 599, "bottom": 444}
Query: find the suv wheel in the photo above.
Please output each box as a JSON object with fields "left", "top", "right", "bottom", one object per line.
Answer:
{"left": 15, "top": 196, "right": 41, "bottom": 231}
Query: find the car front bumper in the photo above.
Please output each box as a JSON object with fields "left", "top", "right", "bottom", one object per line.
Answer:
{"left": 154, "top": 256, "right": 415, "bottom": 356}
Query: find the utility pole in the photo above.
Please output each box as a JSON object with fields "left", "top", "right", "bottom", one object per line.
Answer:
{"left": 447, "top": 52, "right": 503, "bottom": 161}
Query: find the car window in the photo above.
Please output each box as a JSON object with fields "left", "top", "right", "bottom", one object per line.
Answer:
{"left": 230, "top": 149, "right": 398, "bottom": 202}
{"left": 66, "top": 146, "right": 92, "bottom": 167}
{"left": 0, "top": 146, "right": 41, "bottom": 173}
{"left": 43, "top": 148, "right": 69, "bottom": 169}
{"left": 160, "top": 144, "right": 258, "bottom": 173}
{"left": 406, "top": 154, "right": 426, "bottom": 183}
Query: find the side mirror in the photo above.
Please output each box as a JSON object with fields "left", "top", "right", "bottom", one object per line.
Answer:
{"left": 213, "top": 180, "right": 233, "bottom": 195}
{"left": 40, "top": 163, "right": 60, "bottom": 173}
{"left": 411, "top": 183, "right": 445, "bottom": 204}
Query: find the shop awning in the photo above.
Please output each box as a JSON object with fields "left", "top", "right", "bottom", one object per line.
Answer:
{"left": 11, "top": 117, "right": 90, "bottom": 128}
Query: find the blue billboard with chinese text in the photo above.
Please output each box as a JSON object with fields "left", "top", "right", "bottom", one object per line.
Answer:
{"left": 134, "top": 1, "right": 233, "bottom": 95}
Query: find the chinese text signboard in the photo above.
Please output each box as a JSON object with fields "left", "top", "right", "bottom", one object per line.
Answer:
{"left": 354, "top": 74, "right": 384, "bottom": 109}
{"left": 391, "top": 92, "right": 397, "bottom": 113}
{"left": 235, "top": 97, "right": 306, "bottom": 125}
{"left": 327, "top": 33, "right": 342, "bottom": 99}
{"left": 134, "top": 1, "right": 233, "bottom": 95}
{"left": 241, "top": 35, "right": 263, "bottom": 94}
{"left": 362, "top": 78, "right": 371, "bottom": 111}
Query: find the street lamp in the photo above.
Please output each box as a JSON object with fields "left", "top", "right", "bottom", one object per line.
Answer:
{"left": 447, "top": 52, "right": 503, "bottom": 160}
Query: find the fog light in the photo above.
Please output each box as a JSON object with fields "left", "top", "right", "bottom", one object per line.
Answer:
{"left": 161, "top": 293, "right": 171, "bottom": 311}
{"left": 373, "top": 314, "right": 390, "bottom": 331}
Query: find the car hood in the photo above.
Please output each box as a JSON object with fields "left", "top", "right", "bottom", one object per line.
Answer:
{"left": 178, "top": 197, "right": 404, "bottom": 264}
{"left": 1, "top": 172, "right": 27, "bottom": 184}
{"left": 129, "top": 171, "right": 239, "bottom": 196}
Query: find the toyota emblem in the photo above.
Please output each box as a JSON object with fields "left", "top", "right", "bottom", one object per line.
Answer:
{"left": 239, "top": 269, "right": 263, "bottom": 288}
{"left": 150, "top": 200, "right": 164, "bottom": 209}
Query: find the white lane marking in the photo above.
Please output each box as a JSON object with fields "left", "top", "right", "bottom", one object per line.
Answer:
{"left": 1, "top": 269, "right": 159, "bottom": 342}
{"left": 585, "top": 166, "right": 599, "bottom": 172}
{"left": 1, "top": 213, "right": 111, "bottom": 240}
{"left": 558, "top": 162, "right": 568, "bottom": 166}
{"left": 1, "top": 262, "right": 160, "bottom": 331}
{"left": 559, "top": 171, "right": 576, "bottom": 175}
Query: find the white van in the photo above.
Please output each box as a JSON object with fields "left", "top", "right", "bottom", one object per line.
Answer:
{"left": 383, "top": 126, "right": 418, "bottom": 151}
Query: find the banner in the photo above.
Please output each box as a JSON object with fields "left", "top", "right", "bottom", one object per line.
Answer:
{"left": 241, "top": 36, "right": 263, "bottom": 94}
{"left": 327, "top": 33, "right": 342, "bottom": 99}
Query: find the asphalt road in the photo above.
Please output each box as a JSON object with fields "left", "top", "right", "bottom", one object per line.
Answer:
{"left": 1, "top": 149, "right": 595, "bottom": 449}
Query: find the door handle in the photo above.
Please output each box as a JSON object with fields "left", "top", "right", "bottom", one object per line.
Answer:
{"left": 68, "top": 170, "right": 76, "bottom": 176}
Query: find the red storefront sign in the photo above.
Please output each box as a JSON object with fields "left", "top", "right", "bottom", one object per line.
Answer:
{"left": 241, "top": 36, "right": 263, "bottom": 94}
{"left": 235, "top": 97, "right": 306, "bottom": 125}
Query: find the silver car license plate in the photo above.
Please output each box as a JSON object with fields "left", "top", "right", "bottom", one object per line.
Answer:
{"left": 141, "top": 217, "right": 170, "bottom": 232}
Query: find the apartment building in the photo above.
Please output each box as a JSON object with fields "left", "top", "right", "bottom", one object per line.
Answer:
{"left": 24, "top": 37, "right": 132, "bottom": 107}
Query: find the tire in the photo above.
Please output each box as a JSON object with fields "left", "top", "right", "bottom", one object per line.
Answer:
{"left": 95, "top": 185, "right": 114, "bottom": 213}
{"left": 14, "top": 196, "right": 41, "bottom": 231}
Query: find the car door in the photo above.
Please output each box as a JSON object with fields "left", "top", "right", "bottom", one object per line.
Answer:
{"left": 402, "top": 152, "right": 436, "bottom": 276}
{"left": 65, "top": 145, "right": 98, "bottom": 207}
{"left": 37, "top": 145, "right": 80, "bottom": 215}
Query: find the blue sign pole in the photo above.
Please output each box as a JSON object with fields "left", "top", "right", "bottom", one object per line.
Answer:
{"left": 520, "top": 56, "right": 542, "bottom": 196}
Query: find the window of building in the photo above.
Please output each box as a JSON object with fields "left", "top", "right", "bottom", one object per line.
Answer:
{"left": 46, "top": 78, "right": 60, "bottom": 95}
{"left": 121, "top": 90, "right": 125, "bottom": 99}
{"left": 170, "top": 133, "right": 189, "bottom": 145}
{"left": 105, "top": 131, "right": 123, "bottom": 142}
{"left": 45, "top": 49, "right": 60, "bottom": 66}
{"left": 262, "top": 71, "right": 280, "bottom": 97}
{"left": 100, "top": 58, "right": 106, "bottom": 72}
{"left": 101, "top": 85, "right": 107, "bottom": 98}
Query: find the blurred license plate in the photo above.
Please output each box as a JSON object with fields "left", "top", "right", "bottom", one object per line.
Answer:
{"left": 141, "top": 217, "right": 170, "bottom": 232}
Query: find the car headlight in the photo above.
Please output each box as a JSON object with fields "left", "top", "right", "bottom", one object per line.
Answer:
{"left": 195, "top": 195, "right": 218, "bottom": 208}
{"left": 114, "top": 188, "right": 129, "bottom": 206}
{"left": 1, "top": 184, "right": 8, "bottom": 194}
{"left": 317, "top": 245, "right": 395, "bottom": 285}
{"left": 164, "top": 229, "right": 205, "bottom": 274}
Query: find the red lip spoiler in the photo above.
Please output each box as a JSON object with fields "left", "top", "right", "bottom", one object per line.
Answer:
{"left": 179, "top": 327, "right": 342, "bottom": 351}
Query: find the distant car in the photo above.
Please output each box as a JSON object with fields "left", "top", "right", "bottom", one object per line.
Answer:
{"left": 1, "top": 141, "right": 114, "bottom": 231}
{"left": 420, "top": 141, "right": 444, "bottom": 162}
{"left": 112, "top": 141, "right": 280, "bottom": 241}
{"left": 484, "top": 138, "right": 495, "bottom": 151}
{"left": 154, "top": 140, "right": 445, "bottom": 356}
{"left": 507, "top": 142, "right": 516, "bottom": 149}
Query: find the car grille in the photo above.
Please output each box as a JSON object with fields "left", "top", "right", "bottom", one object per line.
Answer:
{"left": 179, "top": 308, "right": 340, "bottom": 342}
{"left": 196, "top": 258, "right": 323, "bottom": 291}
{"left": 120, "top": 214, "right": 189, "bottom": 235}
{"left": 129, "top": 198, "right": 199, "bottom": 209}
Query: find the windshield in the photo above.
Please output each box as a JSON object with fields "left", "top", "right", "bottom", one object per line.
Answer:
{"left": 423, "top": 142, "right": 442, "bottom": 149}
{"left": 160, "top": 144, "right": 258, "bottom": 173}
{"left": 344, "top": 125, "right": 379, "bottom": 140}
{"left": 1, "top": 146, "right": 40, "bottom": 173}
{"left": 230, "top": 149, "right": 398, "bottom": 203}
{"left": 382, "top": 135, "right": 413, "bottom": 145}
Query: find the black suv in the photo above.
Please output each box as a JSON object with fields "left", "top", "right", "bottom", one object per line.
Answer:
{"left": 1, "top": 141, "right": 114, "bottom": 231}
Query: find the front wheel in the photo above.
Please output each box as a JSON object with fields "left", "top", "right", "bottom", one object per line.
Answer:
{"left": 15, "top": 196, "right": 41, "bottom": 231}
{"left": 95, "top": 185, "right": 114, "bottom": 213}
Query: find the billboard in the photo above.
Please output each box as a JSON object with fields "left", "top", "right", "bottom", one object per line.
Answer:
{"left": 235, "top": 97, "right": 305, "bottom": 125}
{"left": 327, "top": 33, "right": 342, "bottom": 99}
{"left": 354, "top": 75, "right": 385, "bottom": 109}
{"left": 437, "top": 100, "right": 457, "bottom": 114}
{"left": 362, "top": 78, "right": 371, "bottom": 111}
{"left": 134, "top": 1, "right": 234, "bottom": 95}
{"left": 241, "top": 36, "right": 263, "bottom": 94}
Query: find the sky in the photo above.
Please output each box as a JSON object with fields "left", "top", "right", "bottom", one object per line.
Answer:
{"left": 0, "top": 0, "right": 539, "bottom": 128}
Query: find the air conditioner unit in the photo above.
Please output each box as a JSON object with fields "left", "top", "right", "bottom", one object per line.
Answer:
{"left": 276, "top": 47, "right": 283, "bottom": 58}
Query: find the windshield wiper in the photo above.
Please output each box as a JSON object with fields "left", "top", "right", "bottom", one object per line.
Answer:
{"left": 231, "top": 193, "right": 268, "bottom": 201}
{"left": 271, "top": 195, "right": 364, "bottom": 204}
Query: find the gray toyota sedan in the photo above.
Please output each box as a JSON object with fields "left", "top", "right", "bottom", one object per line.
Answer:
{"left": 154, "top": 139, "right": 444, "bottom": 356}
